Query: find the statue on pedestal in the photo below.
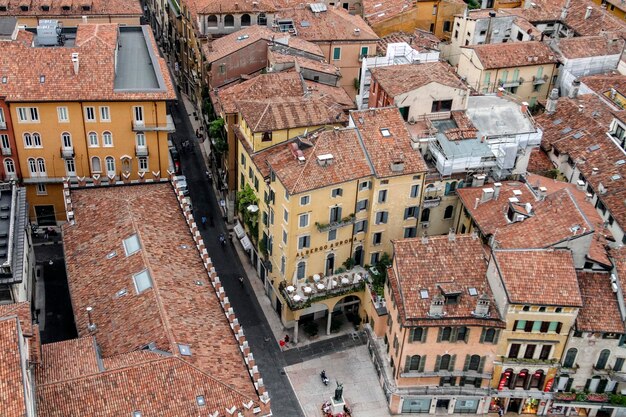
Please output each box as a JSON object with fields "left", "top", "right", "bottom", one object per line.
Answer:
{"left": 334, "top": 381, "right": 344, "bottom": 402}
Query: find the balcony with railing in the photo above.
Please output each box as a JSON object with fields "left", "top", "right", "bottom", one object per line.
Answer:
{"left": 132, "top": 114, "right": 176, "bottom": 132}
{"left": 315, "top": 214, "right": 356, "bottom": 232}
{"left": 60, "top": 146, "right": 74, "bottom": 159}
{"left": 1, "top": 147, "right": 11, "bottom": 156}
{"left": 135, "top": 145, "right": 149, "bottom": 157}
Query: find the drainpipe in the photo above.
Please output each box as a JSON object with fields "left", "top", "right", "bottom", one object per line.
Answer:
{"left": 79, "top": 102, "right": 90, "bottom": 176}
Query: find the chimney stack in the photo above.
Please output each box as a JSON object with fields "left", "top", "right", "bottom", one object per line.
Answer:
{"left": 546, "top": 88, "right": 559, "bottom": 114}
{"left": 497, "top": 87, "right": 505, "bottom": 97}
{"left": 493, "top": 182, "right": 502, "bottom": 200}
{"left": 585, "top": 6, "right": 592, "bottom": 20}
{"left": 520, "top": 101, "right": 529, "bottom": 114}
{"left": 71, "top": 52, "right": 79, "bottom": 75}
{"left": 473, "top": 294, "right": 490, "bottom": 317}
{"left": 448, "top": 228, "right": 456, "bottom": 242}
{"left": 538, "top": 186, "right": 547, "bottom": 200}
{"left": 569, "top": 79, "right": 580, "bottom": 99}
{"left": 86, "top": 306, "right": 96, "bottom": 332}
{"left": 428, "top": 295, "right": 445, "bottom": 317}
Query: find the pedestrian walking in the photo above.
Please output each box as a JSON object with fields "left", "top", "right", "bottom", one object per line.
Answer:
{"left": 201, "top": 216, "right": 207, "bottom": 229}
{"left": 279, "top": 339, "right": 286, "bottom": 351}
{"left": 498, "top": 406, "right": 504, "bottom": 417}
{"left": 284, "top": 334, "right": 290, "bottom": 344}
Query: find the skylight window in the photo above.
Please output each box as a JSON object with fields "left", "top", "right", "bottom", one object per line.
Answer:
{"left": 133, "top": 412, "right": 142, "bottom": 417}
{"left": 106, "top": 250, "right": 117, "bottom": 259}
{"left": 178, "top": 344, "right": 192, "bottom": 356}
{"left": 123, "top": 234, "right": 141, "bottom": 256}
{"left": 468, "top": 287, "right": 478, "bottom": 296}
{"left": 420, "top": 289, "right": 429, "bottom": 299}
{"left": 380, "top": 128, "right": 391, "bottom": 137}
{"left": 196, "top": 396, "right": 206, "bottom": 406}
{"left": 587, "top": 144, "right": 600, "bottom": 152}
{"left": 573, "top": 132, "right": 584, "bottom": 139}
{"left": 133, "top": 270, "right": 153, "bottom": 293}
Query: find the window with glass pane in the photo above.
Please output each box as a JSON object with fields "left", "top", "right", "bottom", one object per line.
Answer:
{"left": 133, "top": 270, "right": 152, "bottom": 293}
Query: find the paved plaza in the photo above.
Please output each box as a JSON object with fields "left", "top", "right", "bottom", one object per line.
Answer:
{"left": 285, "top": 345, "right": 392, "bottom": 417}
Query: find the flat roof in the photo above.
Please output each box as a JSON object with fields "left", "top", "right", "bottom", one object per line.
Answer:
{"left": 467, "top": 95, "right": 535, "bottom": 137}
{"left": 114, "top": 26, "right": 161, "bottom": 91}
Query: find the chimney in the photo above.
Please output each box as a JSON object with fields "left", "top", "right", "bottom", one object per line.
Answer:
{"left": 235, "top": 2, "right": 239, "bottom": 10}
{"left": 569, "top": 79, "right": 580, "bottom": 99}
{"left": 421, "top": 234, "right": 429, "bottom": 244}
{"left": 474, "top": 197, "right": 480, "bottom": 209}
{"left": 86, "top": 306, "right": 96, "bottom": 332}
{"left": 82, "top": 15, "right": 87, "bottom": 23}
{"left": 546, "top": 88, "right": 559, "bottom": 114}
{"left": 472, "top": 174, "right": 486, "bottom": 187}
{"left": 538, "top": 186, "right": 547, "bottom": 200}
{"left": 448, "top": 228, "right": 456, "bottom": 242}
{"left": 493, "top": 182, "right": 502, "bottom": 200}
{"left": 497, "top": 87, "right": 505, "bottom": 97}
{"left": 611, "top": 88, "right": 617, "bottom": 100}
{"left": 578, "top": 104, "right": 584, "bottom": 113}
{"left": 561, "top": 6, "right": 568, "bottom": 20}
{"left": 576, "top": 179, "right": 586, "bottom": 191}
{"left": 71, "top": 52, "right": 79, "bottom": 75}
{"left": 481, "top": 187, "right": 495, "bottom": 203}
{"left": 428, "top": 294, "right": 445, "bottom": 317}
{"left": 585, "top": 6, "right": 592, "bottom": 20}
{"left": 520, "top": 101, "right": 529, "bottom": 114}
{"left": 473, "top": 294, "right": 490, "bottom": 317}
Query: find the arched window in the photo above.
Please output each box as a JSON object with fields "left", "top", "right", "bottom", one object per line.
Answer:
{"left": 563, "top": 348, "right": 577, "bottom": 368}
{"left": 449, "top": 181, "right": 457, "bottom": 194}
{"left": 27, "top": 158, "right": 36, "bottom": 175}
{"left": 91, "top": 156, "right": 101, "bottom": 173}
{"left": 23, "top": 133, "right": 32, "bottom": 148}
{"left": 37, "top": 158, "right": 46, "bottom": 174}
{"left": 484, "top": 328, "right": 496, "bottom": 343}
{"left": 241, "top": 13, "right": 251, "bottom": 26}
{"left": 103, "top": 131, "right": 113, "bottom": 146}
{"left": 88, "top": 131, "right": 98, "bottom": 147}
{"left": 297, "top": 261, "right": 306, "bottom": 279}
{"left": 121, "top": 157, "right": 131, "bottom": 172}
{"left": 207, "top": 14, "right": 218, "bottom": 27}
{"left": 105, "top": 156, "right": 115, "bottom": 174}
{"left": 4, "top": 158, "right": 14, "bottom": 175}
{"left": 353, "top": 246, "right": 363, "bottom": 266}
{"left": 457, "top": 326, "right": 469, "bottom": 341}
{"left": 420, "top": 207, "right": 430, "bottom": 222}
{"left": 596, "top": 349, "right": 611, "bottom": 370}
{"left": 529, "top": 370, "right": 545, "bottom": 389}
{"left": 440, "top": 326, "right": 452, "bottom": 341}
{"left": 325, "top": 253, "right": 335, "bottom": 276}
{"left": 33, "top": 133, "right": 41, "bottom": 147}
{"left": 444, "top": 205, "right": 454, "bottom": 219}
{"left": 515, "top": 369, "right": 530, "bottom": 388}
{"left": 468, "top": 354, "right": 481, "bottom": 371}
{"left": 440, "top": 354, "right": 451, "bottom": 371}
{"left": 224, "top": 14, "right": 234, "bottom": 27}
{"left": 257, "top": 12, "right": 267, "bottom": 25}
{"left": 61, "top": 132, "right": 72, "bottom": 148}
{"left": 408, "top": 355, "right": 421, "bottom": 371}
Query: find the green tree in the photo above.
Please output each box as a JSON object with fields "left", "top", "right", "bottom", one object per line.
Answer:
{"left": 237, "top": 184, "right": 259, "bottom": 241}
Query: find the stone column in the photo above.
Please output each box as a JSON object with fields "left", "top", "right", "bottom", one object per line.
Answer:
{"left": 294, "top": 319, "right": 299, "bottom": 344}
{"left": 326, "top": 310, "right": 332, "bottom": 335}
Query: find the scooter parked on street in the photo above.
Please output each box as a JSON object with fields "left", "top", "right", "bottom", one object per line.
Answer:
{"left": 320, "top": 370, "right": 329, "bottom": 385}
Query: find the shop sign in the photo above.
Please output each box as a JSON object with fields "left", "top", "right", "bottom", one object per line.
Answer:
{"left": 296, "top": 237, "right": 355, "bottom": 257}
{"left": 544, "top": 378, "right": 554, "bottom": 392}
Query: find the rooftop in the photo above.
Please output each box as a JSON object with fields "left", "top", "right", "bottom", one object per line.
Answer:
{"left": 492, "top": 249, "right": 583, "bottom": 307}
{"left": 0, "top": 316, "right": 27, "bottom": 417}
{"left": 215, "top": 71, "right": 354, "bottom": 132}
{"left": 462, "top": 41, "right": 557, "bottom": 70}
{"left": 267, "top": 49, "right": 340, "bottom": 76}
{"left": 204, "top": 25, "right": 323, "bottom": 63}
{"left": 576, "top": 272, "right": 625, "bottom": 334}
{"left": 60, "top": 183, "right": 265, "bottom": 415}
{"left": 555, "top": 35, "right": 624, "bottom": 59}
{"left": 0, "top": 24, "right": 175, "bottom": 102}
{"left": 362, "top": 0, "right": 414, "bottom": 26}
{"left": 195, "top": 0, "right": 275, "bottom": 15}
{"left": 389, "top": 235, "right": 504, "bottom": 327}
{"left": 466, "top": 95, "right": 537, "bottom": 137}
{"left": 369, "top": 61, "right": 466, "bottom": 97}
{"left": 0, "top": 184, "right": 27, "bottom": 285}
{"left": 0, "top": 0, "right": 142, "bottom": 18}
{"left": 274, "top": 6, "right": 378, "bottom": 42}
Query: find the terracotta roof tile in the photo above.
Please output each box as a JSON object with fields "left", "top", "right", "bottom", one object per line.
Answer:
{"left": 493, "top": 249, "right": 583, "bottom": 307}
{"left": 0, "top": 317, "right": 26, "bottom": 417}
{"left": 527, "top": 147, "right": 555, "bottom": 175}
{"left": 0, "top": 24, "right": 176, "bottom": 102}
{"left": 205, "top": 25, "right": 323, "bottom": 63}
{"left": 61, "top": 183, "right": 263, "bottom": 410}
{"left": 463, "top": 41, "right": 557, "bottom": 70}
{"left": 351, "top": 107, "right": 428, "bottom": 177}
{"left": 0, "top": 301, "right": 32, "bottom": 335}
{"left": 555, "top": 35, "right": 625, "bottom": 59}
{"left": 363, "top": 0, "right": 414, "bottom": 25}
{"left": 369, "top": 62, "right": 466, "bottom": 98}
{"left": 0, "top": 0, "right": 142, "bottom": 17}
{"left": 196, "top": 0, "right": 275, "bottom": 14}
{"left": 268, "top": 49, "right": 340, "bottom": 76}
{"left": 274, "top": 7, "right": 378, "bottom": 41}
{"left": 576, "top": 272, "right": 625, "bottom": 333}
{"left": 389, "top": 235, "right": 504, "bottom": 327}
{"left": 215, "top": 72, "right": 353, "bottom": 131}
{"left": 36, "top": 337, "right": 100, "bottom": 384}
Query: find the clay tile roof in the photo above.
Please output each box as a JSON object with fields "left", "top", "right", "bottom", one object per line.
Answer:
{"left": 263, "top": 128, "right": 373, "bottom": 194}
{"left": 0, "top": 24, "right": 175, "bottom": 102}
{"left": 0, "top": 0, "right": 143, "bottom": 16}
{"left": 36, "top": 337, "right": 100, "bottom": 384}
{"left": 370, "top": 62, "right": 466, "bottom": 98}
{"left": 362, "top": 0, "right": 414, "bottom": 25}
{"left": 351, "top": 107, "right": 428, "bottom": 177}
{"left": 267, "top": 49, "right": 340, "bottom": 76}
{"left": 36, "top": 357, "right": 259, "bottom": 417}
{"left": 377, "top": 28, "right": 441, "bottom": 55}
{"left": 389, "top": 235, "right": 504, "bottom": 327}
{"left": 0, "top": 317, "right": 26, "bottom": 417}
{"left": 61, "top": 183, "right": 264, "bottom": 411}
{"left": 275, "top": 6, "right": 378, "bottom": 41}
{"left": 205, "top": 25, "right": 323, "bottom": 63}
{"left": 0, "top": 301, "right": 32, "bottom": 335}
{"left": 463, "top": 41, "right": 557, "bottom": 70}
{"left": 216, "top": 72, "right": 353, "bottom": 132}
{"left": 556, "top": 35, "right": 625, "bottom": 59}
{"left": 493, "top": 249, "right": 582, "bottom": 307}
{"left": 196, "top": 0, "right": 275, "bottom": 14}
{"left": 576, "top": 272, "right": 625, "bottom": 333}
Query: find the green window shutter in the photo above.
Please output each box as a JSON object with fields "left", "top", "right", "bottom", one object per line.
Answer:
{"left": 421, "top": 327, "right": 428, "bottom": 342}
{"left": 565, "top": 378, "right": 573, "bottom": 392}
{"left": 464, "top": 328, "right": 470, "bottom": 343}
{"left": 409, "top": 328, "right": 415, "bottom": 343}
{"left": 419, "top": 355, "right": 426, "bottom": 372}
{"left": 478, "top": 356, "right": 486, "bottom": 374}
{"left": 463, "top": 354, "right": 470, "bottom": 371}
{"left": 584, "top": 379, "right": 591, "bottom": 391}
{"left": 437, "top": 327, "right": 443, "bottom": 342}
{"left": 479, "top": 328, "right": 486, "bottom": 343}
{"left": 404, "top": 355, "right": 411, "bottom": 373}
{"left": 435, "top": 355, "right": 441, "bottom": 372}
{"left": 493, "top": 329, "right": 501, "bottom": 344}
{"left": 532, "top": 321, "right": 542, "bottom": 332}
{"left": 450, "top": 354, "right": 457, "bottom": 371}
{"left": 513, "top": 69, "right": 520, "bottom": 82}
{"left": 537, "top": 66, "right": 543, "bottom": 79}
{"left": 450, "top": 327, "right": 458, "bottom": 342}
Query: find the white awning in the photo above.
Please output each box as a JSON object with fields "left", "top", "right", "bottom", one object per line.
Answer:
{"left": 240, "top": 235, "right": 252, "bottom": 251}
{"left": 234, "top": 222, "right": 245, "bottom": 239}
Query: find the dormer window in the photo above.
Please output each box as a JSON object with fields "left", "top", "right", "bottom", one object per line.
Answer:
{"left": 82, "top": 5, "right": 90, "bottom": 10}
{"left": 20, "top": 5, "right": 28, "bottom": 11}
{"left": 445, "top": 294, "right": 459, "bottom": 305}
{"left": 62, "top": 5, "right": 70, "bottom": 10}
{"left": 0, "top": 6, "right": 6, "bottom": 11}
{"left": 41, "top": 5, "right": 49, "bottom": 10}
